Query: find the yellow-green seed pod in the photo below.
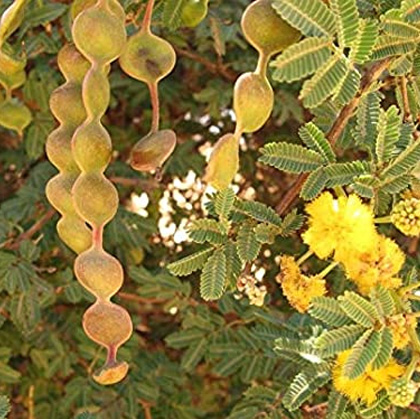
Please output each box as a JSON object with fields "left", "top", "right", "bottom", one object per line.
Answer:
{"left": 130, "top": 129, "right": 177, "bottom": 172}
{"left": 82, "top": 67, "right": 110, "bottom": 118}
{"left": 46, "top": 174, "right": 79, "bottom": 216}
{"left": 57, "top": 216, "right": 92, "bottom": 255}
{"left": 181, "top": 0, "right": 209, "bottom": 28}
{"left": 204, "top": 133, "right": 239, "bottom": 190}
{"left": 57, "top": 44, "right": 90, "bottom": 84}
{"left": 49, "top": 83, "right": 86, "bottom": 127}
{"left": 0, "top": 99, "right": 31, "bottom": 134}
{"left": 72, "top": 173, "right": 119, "bottom": 226}
{"left": 72, "top": 5, "right": 127, "bottom": 64}
{"left": 241, "top": 0, "right": 300, "bottom": 56}
{"left": 0, "top": 49, "right": 26, "bottom": 76}
{"left": 233, "top": 72, "right": 274, "bottom": 133}
{"left": 0, "top": 68, "right": 25, "bottom": 91}
{"left": 119, "top": 31, "right": 176, "bottom": 84}
{"left": 0, "top": 0, "right": 26, "bottom": 46}
{"left": 72, "top": 122, "right": 112, "bottom": 173}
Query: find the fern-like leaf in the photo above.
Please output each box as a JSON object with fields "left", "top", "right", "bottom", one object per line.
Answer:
{"left": 339, "top": 291, "right": 380, "bottom": 327}
{"left": 350, "top": 19, "right": 379, "bottom": 64}
{"left": 280, "top": 209, "right": 305, "bottom": 236}
{"left": 402, "top": 0, "right": 420, "bottom": 23}
{"left": 259, "top": 142, "right": 324, "bottom": 173}
{"left": 273, "top": 0, "right": 336, "bottom": 37}
{"left": 369, "top": 286, "right": 395, "bottom": 318}
{"left": 333, "top": 68, "right": 361, "bottom": 105}
{"left": 371, "top": 327, "right": 393, "bottom": 370}
{"left": 372, "top": 35, "right": 416, "bottom": 60}
{"left": 215, "top": 188, "right": 235, "bottom": 219}
{"left": 299, "top": 122, "right": 336, "bottom": 163}
{"left": 271, "top": 37, "right": 332, "bottom": 82}
{"left": 324, "top": 161, "right": 371, "bottom": 187}
{"left": 309, "top": 296, "right": 352, "bottom": 327}
{"left": 382, "top": 9, "right": 420, "bottom": 38}
{"left": 316, "top": 324, "right": 365, "bottom": 356}
{"left": 200, "top": 248, "right": 226, "bottom": 301}
{"left": 381, "top": 137, "right": 420, "bottom": 178}
{"left": 167, "top": 247, "right": 214, "bottom": 276}
{"left": 375, "top": 105, "right": 401, "bottom": 165}
{"left": 0, "top": 396, "right": 10, "bottom": 419}
{"left": 235, "top": 200, "right": 283, "bottom": 227}
{"left": 326, "top": 390, "right": 348, "bottom": 419}
{"left": 343, "top": 329, "right": 381, "bottom": 379}
{"left": 188, "top": 219, "right": 227, "bottom": 244}
{"left": 224, "top": 242, "right": 242, "bottom": 288}
{"left": 162, "top": 0, "right": 185, "bottom": 30}
{"left": 330, "top": 0, "right": 359, "bottom": 48}
{"left": 237, "top": 222, "right": 261, "bottom": 263}
{"left": 283, "top": 364, "right": 331, "bottom": 411}
{"left": 300, "top": 55, "right": 348, "bottom": 108}
{"left": 300, "top": 167, "right": 327, "bottom": 200}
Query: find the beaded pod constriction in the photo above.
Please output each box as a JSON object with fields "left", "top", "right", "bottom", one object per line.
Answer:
{"left": 46, "top": 44, "right": 92, "bottom": 254}
{"left": 119, "top": 0, "right": 177, "bottom": 173}
{"left": 204, "top": 0, "right": 300, "bottom": 190}
{"left": 0, "top": 0, "right": 31, "bottom": 134}
{"left": 71, "top": 0, "right": 132, "bottom": 385}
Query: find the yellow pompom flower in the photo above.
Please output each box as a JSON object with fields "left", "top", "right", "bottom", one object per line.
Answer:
{"left": 302, "top": 192, "right": 377, "bottom": 262}
{"left": 333, "top": 350, "right": 404, "bottom": 406}
{"left": 277, "top": 255, "right": 326, "bottom": 313}
{"left": 391, "top": 197, "right": 420, "bottom": 236}
{"left": 340, "top": 235, "right": 404, "bottom": 295}
{"left": 388, "top": 314, "right": 417, "bottom": 349}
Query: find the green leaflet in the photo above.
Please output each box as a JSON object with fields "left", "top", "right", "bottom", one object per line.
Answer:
{"left": 282, "top": 363, "right": 331, "bottom": 411}
{"left": 188, "top": 219, "right": 228, "bottom": 244}
{"left": 0, "top": 396, "right": 10, "bottom": 419}
{"left": 300, "top": 167, "right": 327, "bottom": 200}
{"left": 324, "top": 161, "right": 371, "bottom": 187}
{"left": 234, "top": 200, "right": 283, "bottom": 227}
{"left": 162, "top": 0, "right": 184, "bottom": 30}
{"left": 271, "top": 37, "right": 332, "bottom": 82}
{"left": 167, "top": 247, "right": 214, "bottom": 276}
{"left": 350, "top": 19, "right": 379, "bottom": 64}
{"left": 259, "top": 142, "right": 324, "bottom": 173}
{"left": 298, "top": 122, "right": 336, "bottom": 163}
{"left": 316, "top": 324, "right": 366, "bottom": 356}
{"left": 200, "top": 248, "right": 227, "bottom": 301}
{"left": 280, "top": 209, "right": 305, "bottom": 236}
{"left": 375, "top": 105, "right": 401, "bottom": 165}
{"left": 309, "top": 296, "right": 352, "bottom": 327}
{"left": 369, "top": 286, "right": 396, "bottom": 318}
{"left": 300, "top": 54, "right": 348, "bottom": 108}
{"left": 339, "top": 291, "right": 380, "bottom": 328}
{"left": 215, "top": 188, "right": 235, "bottom": 219}
{"left": 343, "top": 329, "right": 381, "bottom": 379}
{"left": 381, "top": 137, "right": 420, "bottom": 178}
{"left": 326, "top": 390, "right": 348, "bottom": 419}
{"left": 330, "top": 0, "right": 359, "bottom": 48}
{"left": 382, "top": 9, "right": 420, "bottom": 38}
{"left": 372, "top": 35, "right": 416, "bottom": 60}
{"left": 402, "top": 0, "right": 420, "bottom": 23}
{"left": 223, "top": 242, "right": 242, "bottom": 288}
{"left": 371, "top": 328, "right": 393, "bottom": 370}
{"left": 273, "top": 0, "right": 336, "bottom": 37}
{"left": 333, "top": 68, "right": 361, "bottom": 105}
{"left": 237, "top": 222, "right": 261, "bottom": 263}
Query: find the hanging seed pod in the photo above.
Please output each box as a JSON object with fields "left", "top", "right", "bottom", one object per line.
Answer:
{"left": 181, "top": 0, "right": 209, "bottom": 28}
{"left": 0, "top": 0, "right": 31, "bottom": 134}
{"left": 119, "top": 0, "right": 177, "bottom": 173}
{"left": 70, "top": 0, "right": 132, "bottom": 385}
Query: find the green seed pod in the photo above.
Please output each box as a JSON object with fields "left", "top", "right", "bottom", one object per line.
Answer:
{"left": 75, "top": 249, "right": 124, "bottom": 299}
{"left": 57, "top": 43, "right": 91, "bottom": 84}
{"left": 46, "top": 127, "right": 80, "bottom": 174}
{"left": 72, "top": 122, "right": 112, "bottom": 173}
{"left": 241, "top": 0, "right": 300, "bottom": 56}
{"left": 0, "top": 0, "right": 26, "bottom": 46}
{"left": 82, "top": 67, "right": 110, "bottom": 119}
{"left": 233, "top": 72, "right": 274, "bottom": 133}
{"left": 119, "top": 31, "right": 176, "bottom": 84}
{"left": 57, "top": 216, "right": 92, "bottom": 255}
{"left": 46, "top": 173, "right": 79, "bottom": 216}
{"left": 204, "top": 133, "right": 239, "bottom": 190}
{"left": 0, "top": 68, "right": 25, "bottom": 92}
{"left": 0, "top": 99, "right": 31, "bottom": 134}
{"left": 130, "top": 129, "right": 176, "bottom": 172}
{"left": 72, "top": 173, "right": 119, "bottom": 227}
{"left": 0, "top": 49, "right": 26, "bottom": 76}
{"left": 72, "top": 4, "right": 126, "bottom": 64}
{"left": 181, "top": 0, "right": 209, "bottom": 28}
{"left": 71, "top": 0, "right": 125, "bottom": 23}
{"left": 49, "top": 83, "right": 85, "bottom": 127}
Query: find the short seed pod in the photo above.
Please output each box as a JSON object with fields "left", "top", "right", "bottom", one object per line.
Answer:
{"left": 233, "top": 72, "right": 274, "bottom": 133}
{"left": 0, "top": 99, "right": 31, "bottom": 134}
{"left": 204, "top": 133, "right": 240, "bottom": 191}
{"left": 181, "top": 0, "right": 209, "bottom": 28}
{"left": 241, "top": 0, "right": 300, "bottom": 57}
{"left": 130, "top": 129, "right": 176, "bottom": 172}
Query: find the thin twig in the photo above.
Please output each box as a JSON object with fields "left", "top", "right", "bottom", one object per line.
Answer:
{"left": 2, "top": 208, "right": 55, "bottom": 250}
{"left": 275, "top": 58, "right": 391, "bottom": 215}
{"left": 140, "top": 400, "right": 153, "bottom": 419}
{"left": 174, "top": 46, "right": 238, "bottom": 82}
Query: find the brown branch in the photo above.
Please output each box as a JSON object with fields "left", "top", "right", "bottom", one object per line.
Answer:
{"left": 139, "top": 400, "right": 153, "bottom": 419}
{"left": 400, "top": 76, "right": 413, "bottom": 123}
{"left": 275, "top": 59, "right": 391, "bottom": 215}
{"left": 2, "top": 207, "right": 56, "bottom": 250}
{"left": 174, "top": 46, "right": 238, "bottom": 82}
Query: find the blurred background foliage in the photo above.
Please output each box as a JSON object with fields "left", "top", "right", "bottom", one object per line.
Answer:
{"left": 0, "top": 0, "right": 419, "bottom": 418}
